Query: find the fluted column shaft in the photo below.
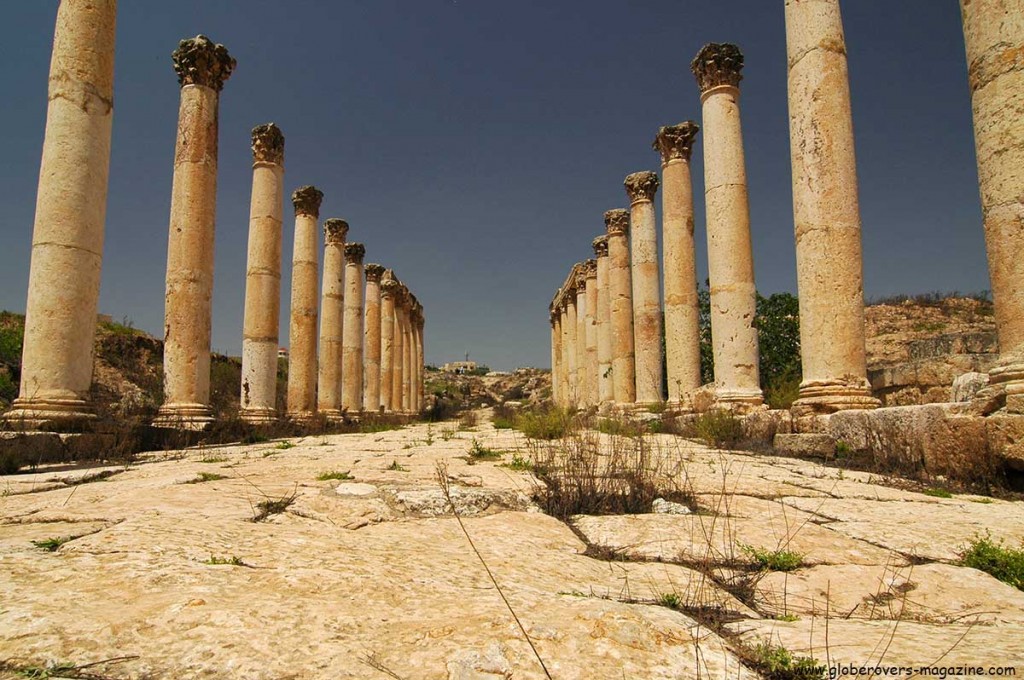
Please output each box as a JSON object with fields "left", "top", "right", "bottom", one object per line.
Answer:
{"left": 584, "top": 263, "right": 598, "bottom": 407}
{"left": 655, "top": 124, "right": 703, "bottom": 404}
{"left": 285, "top": 186, "right": 322, "bottom": 421}
{"left": 551, "top": 308, "right": 562, "bottom": 405}
{"left": 240, "top": 124, "right": 285, "bottom": 423}
{"left": 559, "top": 304, "right": 571, "bottom": 407}
{"left": 363, "top": 264, "right": 384, "bottom": 412}
{"left": 961, "top": 0, "right": 1024, "bottom": 413}
{"left": 414, "top": 313, "right": 425, "bottom": 412}
{"left": 786, "top": 0, "right": 878, "bottom": 414}
{"left": 379, "top": 280, "right": 398, "bottom": 412}
{"left": 593, "top": 238, "right": 613, "bottom": 405}
{"left": 564, "top": 294, "right": 578, "bottom": 406}
{"left": 692, "top": 43, "right": 763, "bottom": 408}
{"left": 401, "top": 305, "right": 412, "bottom": 412}
{"left": 155, "top": 36, "right": 235, "bottom": 429}
{"left": 575, "top": 275, "right": 587, "bottom": 407}
{"left": 342, "top": 243, "right": 365, "bottom": 413}
{"left": 625, "top": 172, "right": 664, "bottom": 404}
{"left": 8, "top": 0, "right": 117, "bottom": 429}
{"left": 317, "top": 219, "right": 347, "bottom": 419}
{"left": 606, "top": 210, "right": 636, "bottom": 404}
{"left": 391, "top": 292, "right": 406, "bottom": 412}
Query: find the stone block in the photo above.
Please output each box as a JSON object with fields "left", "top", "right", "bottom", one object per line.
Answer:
{"left": 952, "top": 372, "right": 990, "bottom": 402}
{"left": 986, "top": 414, "right": 1024, "bottom": 472}
{"left": 773, "top": 433, "right": 835, "bottom": 458}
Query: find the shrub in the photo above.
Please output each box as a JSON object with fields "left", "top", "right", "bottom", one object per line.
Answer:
{"left": 468, "top": 439, "right": 502, "bottom": 460}
{"left": 0, "top": 450, "right": 22, "bottom": 475}
{"left": 515, "top": 407, "right": 573, "bottom": 440}
{"left": 694, "top": 409, "right": 743, "bottom": 449}
{"left": 765, "top": 370, "right": 801, "bottom": 410}
{"left": 501, "top": 453, "right": 534, "bottom": 472}
{"left": 749, "top": 642, "right": 825, "bottom": 680}
{"left": 596, "top": 418, "right": 643, "bottom": 438}
{"left": 741, "top": 544, "right": 805, "bottom": 572}
{"left": 491, "top": 403, "right": 516, "bottom": 429}
{"left": 458, "top": 410, "right": 478, "bottom": 430}
{"left": 959, "top": 535, "right": 1024, "bottom": 591}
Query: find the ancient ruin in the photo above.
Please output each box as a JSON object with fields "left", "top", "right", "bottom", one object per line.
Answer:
{"left": 154, "top": 35, "right": 235, "bottom": 430}
{"left": 5, "top": 0, "right": 116, "bottom": 428}
{"left": 317, "top": 218, "right": 348, "bottom": 421}
{"left": 284, "top": 185, "right": 323, "bottom": 423}
{"left": 239, "top": 123, "right": 285, "bottom": 424}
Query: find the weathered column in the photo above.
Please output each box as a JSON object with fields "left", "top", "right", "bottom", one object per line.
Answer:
{"left": 625, "top": 171, "right": 664, "bottom": 405}
{"left": 654, "top": 123, "right": 703, "bottom": 405}
{"left": 606, "top": 209, "right": 636, "bottom": 404}
{"left": 583, "top": 260, "right": 599, "bottom": 407}
{"left": 154, "top": 36, "right": 235, "bottom": 429}
{"left": 575, "top": 267, "right": 588, "bottom": 407}
{"left": 6, "top": 0, "right": 117, "bottom": 429}
{"left": 363, "top": 264, "right": 385, "bottom": 413}
{"left": 593, "top": 236, "right": 614, "bottom": 406}
{"left": 785, "top": 0, "right": 878, "bottom": 414}
{"left": 317, "top": 219, "right": 348, "bottom": 420}
{"left": 412, "top": 301, "right": 425, "bottom": 413}
{"left": 961, "top": 0, "right": 1024, "bottom": 413}
{"left": 391, "top": 286, "right": 406, "bottom": 412}
{"left": 559, "top": 299, "right": 572, "bottom": 407}
{"left": 564, "top": 284, "right": 579, "bottom": 406}
{"left": 342, "top": 242, "right": 365, "bottom": 413}
{"left": 379, "top": 277, "right": 398, "bottom": 412}
{"left": 285, "top": 185, "right": 323, "bottom": 422}
{"left": 550, "top": 302, "right": 562, "bottom": 406}
{"left": 239, "top": 124, "right": 285, "bottom": 424}
{"left": 691, "top": 43, "right": 763, "bottom": 408}
{"left": 401, "top": 298, "right": 413, "bottom": 413}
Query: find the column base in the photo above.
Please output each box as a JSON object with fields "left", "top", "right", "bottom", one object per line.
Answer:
{"left": 989, "top": 361, "right": 1024, "bottom": 414}
{"left": 319, "top": 408, "right": 345, "bottom": 424}
{"left": 713, "top": 387, "right": 764, "bottom": 413}
{"left": 286, "top": 411, "right": 318, "bottom": 425}
{"left": 3, "top": 397, "right": 96, "bottom": 431}
{"left": 152, "top": 403, "right": 215, "bottom": 431}
{"left": 791, "top": 379, "right": 880, "bottom": 416}
{"left": 239, "top": 407, "right": 279, "bottom": 425}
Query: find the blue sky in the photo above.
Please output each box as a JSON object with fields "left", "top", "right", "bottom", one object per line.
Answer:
{"left": 0, "top": 1, "right": 986, "bottom": 370}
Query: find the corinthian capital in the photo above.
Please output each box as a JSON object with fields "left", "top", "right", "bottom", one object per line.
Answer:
{"left": 365, "top": 263, "right": 385, "bottom": 282}
{"left": 592, "top": 235, "right": 609, "bottom": 258}
{"left": 380, "top": 278, "right": 400, "bottom": 299}
{"left": 584, "top": 259, "right": 597, "bottom": 279}
{"left": 252, "top": 123, "right": 284, "bottom": 165}
{"left": 653, "top": 122, "right": 700, "bottom": 164}
{"left": 344, "top": 242, "right": 366, "bottom": 264}
{"left": 172, "top": 35, "right": 235, "bottom": 92}
{"left": 323, "top": 218, "right": 349, "bottom": 245}
{"left": 292, "top": 185, "right": 323, "bottom": 217}
{"left": 604, "top": 209, "right": 630, "bottom": 236}
{"left": 691, "top": 43, "right": 744, "bottom": 93}
{"left": 624, "top": 171, "right": 660, "bottom": 204}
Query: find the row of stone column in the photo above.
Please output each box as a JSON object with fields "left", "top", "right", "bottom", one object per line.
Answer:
{"left": 551, "top": 0, "right": 1024, "bottom": 416}
{"left": 4, "top": 12, "right": 425, "bottom": 430}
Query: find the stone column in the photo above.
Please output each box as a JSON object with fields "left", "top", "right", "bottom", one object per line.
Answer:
{"left": 564, "top": 285, "right": 579, "bottom": 406}
{"left": 785, "top": 0, "right": 878, "bottom": 414}
{"left": 593, "top": 236, "right": 614, "bottom": 406}
{"left": 691, "top": 43, "right": 763, "bottom": 408}
{"left": 363, "top": 264, "right": 385, "bottom": 413}
{"left": 550, "top": 303, "right": 562, "bottom": 406}
{"left": 654, "top": 123, "right": 703, "bottom": 405}
{"left": 239, "top": 124, "right": 285, "bottom": 424}
{"left": 6, "top": 0, "right": 117, "bottom": 429}
{"left": 379, "top": 277, "right": 398, "bottom": 412}
{"left": 606, "top": 209, "right": 636, "bottom": 404}
{"left": 285, "top": 185, "right": 323, "bottom": 422}
{"left": 625, "top": 171, "right": 664, "bottom": 405}
{"left": 391, "top": 286, "right": 407, "bottom": 412}
{"left": 342, "top": 242, "right": 365, "bottom": 413}
{"left": 400, "top": 298, "right": 413, "bottom": 413}
{"left": 154, "top": 36, "right": 235, "bottom": 429}
{"left": 961, "top": 0, "right": 1024, "bottom": 413}
{"left": 583, "top": 260, "right": 599, "bottom": 407}
{"left": 317, "top": 219, "right": 348, "bottom": 420}
{"left": 575, "top": 268, "right": 588, "bottom": 406}
{"left": 559, "top": 300, "right": 572, "bottom": 407}
{"left": 412, "top": 301, "right": 425, "bottom": 413}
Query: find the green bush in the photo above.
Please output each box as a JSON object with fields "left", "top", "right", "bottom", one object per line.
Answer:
{"left": 765, "top": 370, "right": 801, "bottom": 410}
{"left": 515, "top": 407, "right": 573, "bottom": 440}
{"left": 742, "top": 544, "right": 805, "bottom": 572}
{"left": 960, "top": 535, "right": 1024, "bottom": 591}
{"left": 0, "top": 371, "right": 17, "bottom": 406}
{"left": 0, "top": 314, "right": 25, "bottom": 366}
{"left": 750, "top": 642, "right": 825, "bottom": 680}
{"left": 693, "top": 409, "right": 742, "bottom": 449}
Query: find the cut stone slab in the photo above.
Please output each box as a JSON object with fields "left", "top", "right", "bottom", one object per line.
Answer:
{"left": 772, "top": 433, "right": 835, "bottom": 458}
